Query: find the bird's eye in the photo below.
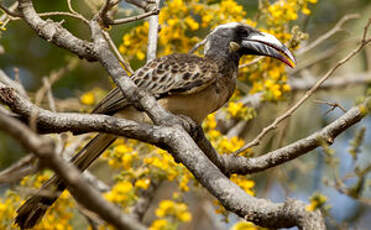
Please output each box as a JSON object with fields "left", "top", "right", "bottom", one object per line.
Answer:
{"left": 237, "top": 28, "right": 249, "bottom": 37}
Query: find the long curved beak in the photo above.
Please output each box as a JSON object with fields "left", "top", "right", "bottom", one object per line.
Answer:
{"left": 242, "top": 32, "right": 296, "bottom": 68}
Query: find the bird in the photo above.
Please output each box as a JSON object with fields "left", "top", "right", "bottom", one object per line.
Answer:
{"left": 15, "top": 22, "right": 295, "bottom": 229}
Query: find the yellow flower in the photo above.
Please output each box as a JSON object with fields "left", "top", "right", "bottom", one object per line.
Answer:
{"left": 302, "top": 7, "right": 311, "bottom": 15}
{"left": 150, "top": 219, "right": 169, "bottom": 230}
{"left": 115, "top": 144, "right": 132, "bottom": 154}
{"left": 156, "top": 200, "right": 175, "bottom": 217}
{"left": 178, "top": 210, "right": 192, "bottom": 222}
{"left": 282, "top": 84, "right": 291, "bottom": 92}
{"left": 135, "top": 178, "right": 151, "bottom": 190}
{"left": 122, "top": 154, "right": 133, "bottom": 169}
{"left": 105, "top": 181, "right": 134, "bottom": 204}
{"left": 155, "top": 200, "right": 192, "bottom": 223}
{"left": 136, "top": 50, "right": 145, "bottom": 60}
{"left": 80, "top": 92, "right": 95, "bottom": 105}
{"left": 231, "top": 221, "right": 260, "bottom": 230}
{"left": 0, "top": 202, "right": 6, "bottom": 212}
{"left": 185, "top": 16, "right": 199, "bottom": 31}
{"left": 231, "top": 174, "right": 255, "bottom": 196}
{"left": 227, "top": 102, "right": 244, "bottom": 117}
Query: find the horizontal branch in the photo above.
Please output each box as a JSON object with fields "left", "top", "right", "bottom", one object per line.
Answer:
{"left": 0, "top": 83, "right": 162, "bottom": 144}
{"left": 0, "top": 74, "right": 325, "bottom": 229}
{"left": 0, "top": 111, "right": 146, "bottom": 230}
{"left": 110, "top": 9, "right": 159, "bottom": 25}
{"left": 10, "top": 1, "right": 329, "bottom": 228}
{"left": 225, "top": 97, "right": 370, "bottom": 174}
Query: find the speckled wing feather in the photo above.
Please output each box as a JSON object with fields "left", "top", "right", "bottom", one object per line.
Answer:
{"left": 92, "top": 54, "right": 220, "bottom": 115}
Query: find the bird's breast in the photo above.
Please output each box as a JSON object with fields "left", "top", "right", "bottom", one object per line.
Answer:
{"left": 158, "top": 77, "right": 236, "bottom": 124}
{"left": 116, "top": 77, "right": 236, "bottom": 125}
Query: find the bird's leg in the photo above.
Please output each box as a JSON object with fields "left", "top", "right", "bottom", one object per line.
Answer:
{"left": 176, "top": 114, "right": 200, "bottom": 136}
{"left": 169, "top": 115, "right": 229, "bottom": 176}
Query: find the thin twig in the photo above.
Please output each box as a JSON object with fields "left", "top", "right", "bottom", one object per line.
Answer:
{"left": 233, "top": 17, "right": 371, "bottom": 155}
{"left": 188, "top": 37, "right": 208, "bottom": 54}
{"left": 313, "top": 99, "right": 347, "bottom": 115}
{"left": 102, "top": 30, "right": 134, "bottom": 74}
{"left": 125, "top": 0, "right": 157, "bottom": 12}
{"left": 100, "top": 0, "right": 115, "bottom": 26}
{"left": 289, "top": 46, "right": 338, "bottom": 75}
{"left": 0, "top": 69, "right": 28, "bottom": 98}
{"left": 43, "top": 77, "right": 65, "bottom": 154}
{"left": 239, "top": 56, "right": 265, "bottom": 69}
{"left": 38, "top": 11, "right": 89, "bottom": 24}
{"left": 30, "top": 59, "right": 79, "bottom": 131}
{"left": 0, "top": 2, "right": 18, "bottom": 22}
{"left": 0, "top": 155, "right": 38, "bottom": 184}
{"left": 297, "top": 14, "right": 360, "bottom": 55}
{"left": 146, "top": 0, "right": 160, "bottom": 62}
{"left": 0, "top": 3, "right": 21, "bottom": 17}
{"left": 111, "top": 9, "right": 159, "bottom": 25}
{"left": 67, "top": 0, "right": 79, "bottom": 15}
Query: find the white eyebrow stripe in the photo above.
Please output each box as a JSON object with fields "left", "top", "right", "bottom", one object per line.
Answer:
{"left": 210, "top": 22, "right": 241, "bottom": 35}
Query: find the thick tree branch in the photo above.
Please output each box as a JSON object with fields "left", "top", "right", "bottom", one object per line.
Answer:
{"left": 0, "top": 73, "right": 326, "bottom": 229}
{"left": 225, "top": 97, "right": 370, "bottom": 174}
{"left": 0, "top": 83, "right": 163, "bottom": 143}
{"left": 0, "top": 111, "right": 146, "bottom": 230}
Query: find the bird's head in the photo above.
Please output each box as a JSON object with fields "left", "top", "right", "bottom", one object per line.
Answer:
{"left": 204, "top": 22, "right": 296, "bottom": 68}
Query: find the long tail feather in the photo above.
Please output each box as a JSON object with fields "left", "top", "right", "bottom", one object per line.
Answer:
{"left": 15, "top": 134, "right": 116, "bottom": 229}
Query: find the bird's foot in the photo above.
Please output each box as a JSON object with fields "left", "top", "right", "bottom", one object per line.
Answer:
{"left": 161, "top": 114, "right": 199, "bottom": 136}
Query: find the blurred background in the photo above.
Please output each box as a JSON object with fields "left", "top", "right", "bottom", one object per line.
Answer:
{"left": 0, "top": 0, "right": 371, "bottom": 229}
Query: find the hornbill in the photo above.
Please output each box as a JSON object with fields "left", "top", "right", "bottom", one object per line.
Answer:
{"left": 15, "top": 22, "right": 295, "bottom": 229}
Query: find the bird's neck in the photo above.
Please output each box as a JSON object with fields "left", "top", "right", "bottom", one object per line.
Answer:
{"left": 205, "top": 48, "right": 240, "bottom": 78}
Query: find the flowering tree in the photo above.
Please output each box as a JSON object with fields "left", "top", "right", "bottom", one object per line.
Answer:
{"left": 0, "top": 0, "right": 370, "bottom": 229}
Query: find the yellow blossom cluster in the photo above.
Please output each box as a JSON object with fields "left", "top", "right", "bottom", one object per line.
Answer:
{"left": 243, "top": 0, "right": 317, "bottom": 101}
{"left": 230, "top": 174, "right": 255, "bottom": 196}
{"left": 155, "top": 200, "right": 192, "bottom": 222}
{"left": 149, "top": 199, "right": 192, "bottom": 230}
{"left": 203, "top": 114, "right": 251, "bottom": 155}
{"left": 104, "top": 180, "right": 136, "bottom": 208}
{"left": 0, "top": 171, "right": 74, "bottom": 229}
{"left": 104, "top": 139, "right": 139, "bottom": 170}
{"left": 149, "top": 219, "right": 172, "bottom": 230}
{"left": 119, "top": 0, "right": 256, "bottom": 61}
{"left": 266, "top": 0, "right": 318, "bottom": 23}
{"left": 226, "top": 101, "right": 256, "bottom": 120}
{"left": 101, "top": 137, "right": 194, "bottom": 207}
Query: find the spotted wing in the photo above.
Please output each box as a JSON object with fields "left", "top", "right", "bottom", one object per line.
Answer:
{"left": 92, "top": 54, "right": 219, "bottom": 115}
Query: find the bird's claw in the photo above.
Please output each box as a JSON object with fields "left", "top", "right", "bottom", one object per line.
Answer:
{"left": 161, "top": 114, "right": 199, "bottom": 136}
